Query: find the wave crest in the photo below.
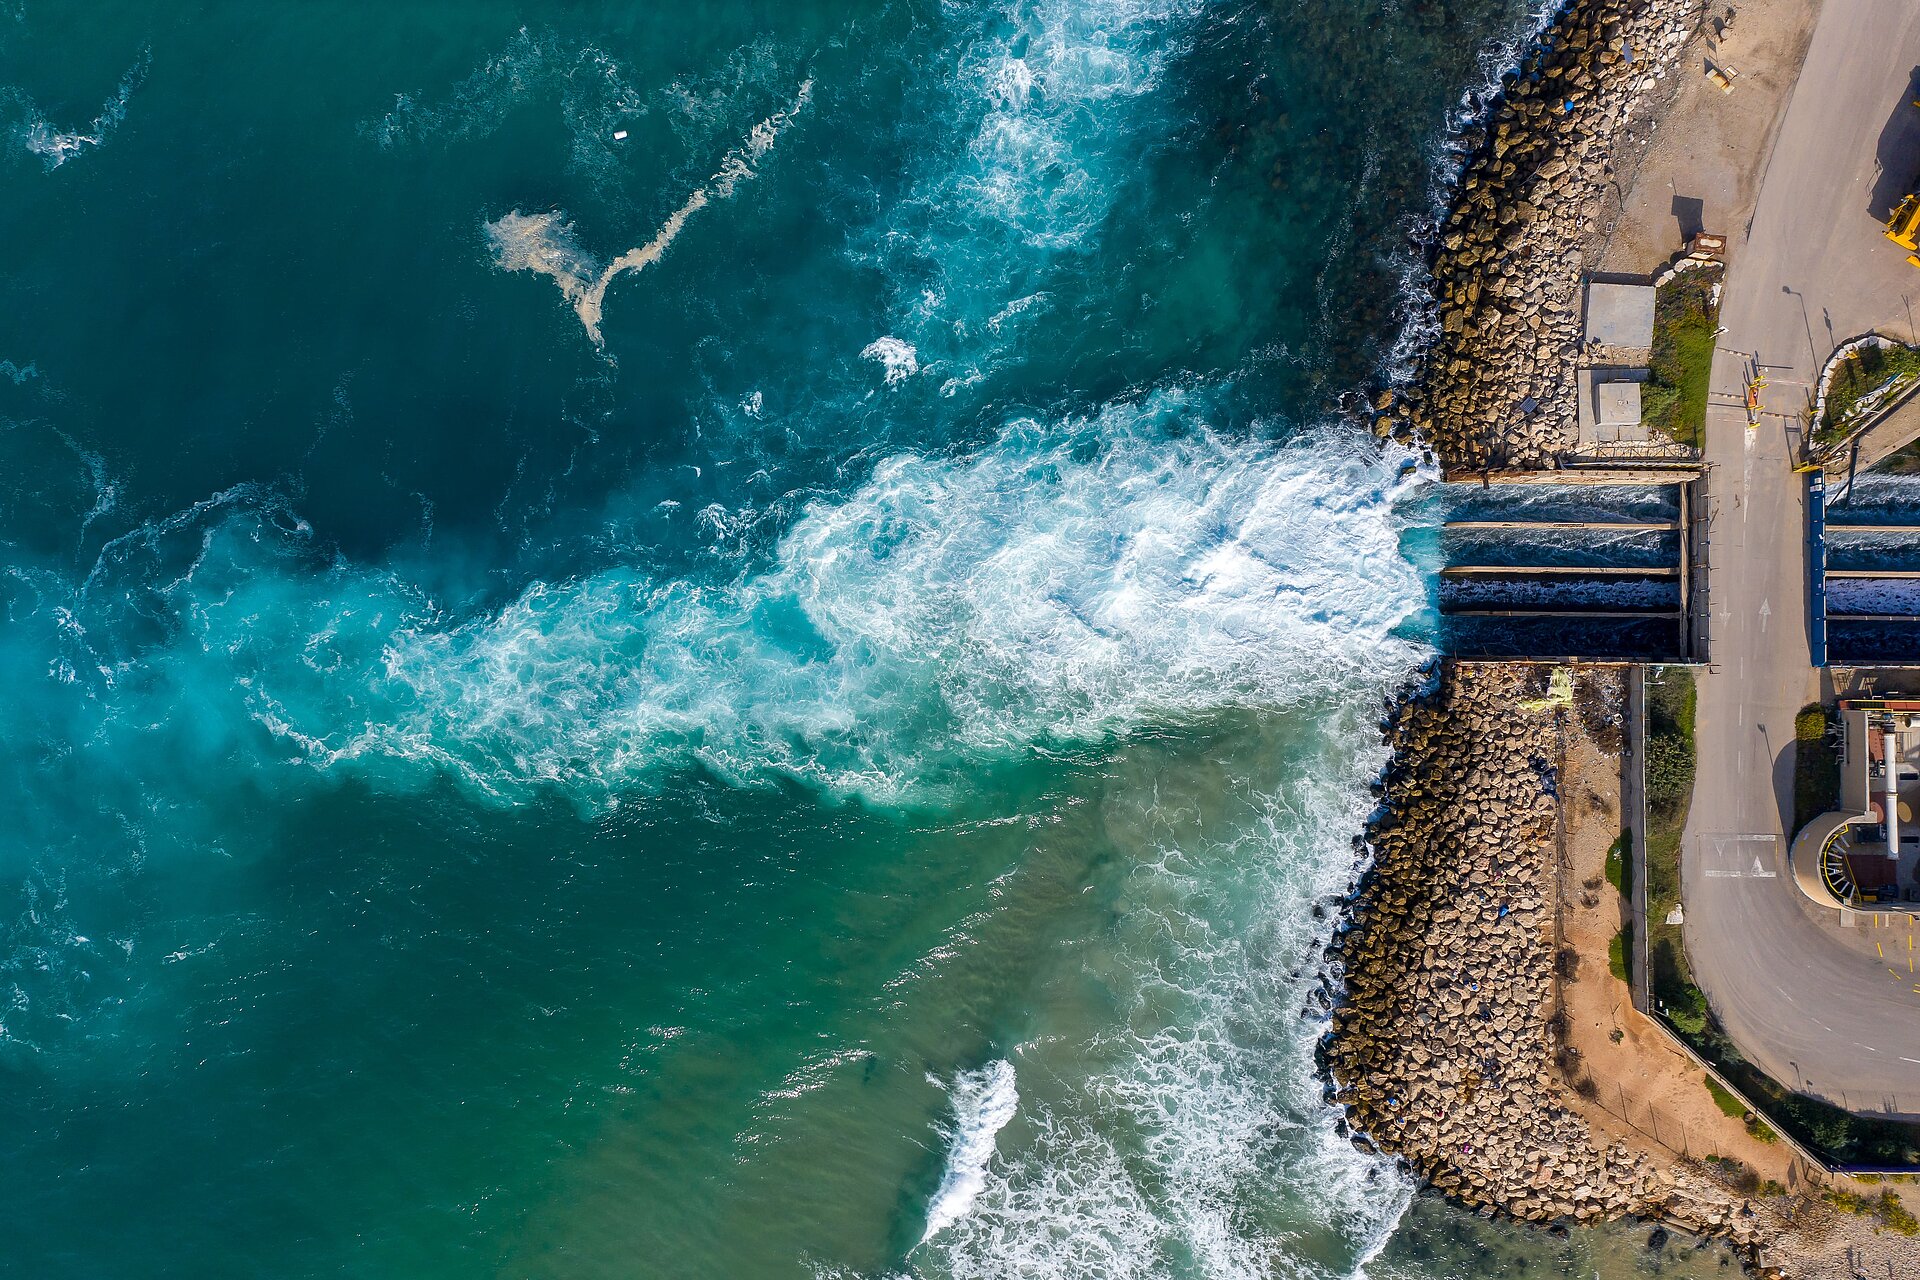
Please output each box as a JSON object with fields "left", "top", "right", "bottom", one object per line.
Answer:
{"left": 921, "top": 1060, "right": 1020, "bottom": 1245}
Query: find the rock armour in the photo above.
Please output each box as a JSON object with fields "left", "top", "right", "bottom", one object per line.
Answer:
{"left": 1373, "top": 0, "right": 1703, "bottom": 472}
{"left": 1328, "top": 666, "right": 1785, "bottom": 1267}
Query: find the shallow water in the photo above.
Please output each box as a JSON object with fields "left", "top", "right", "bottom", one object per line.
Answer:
{"left": 0, "top": 2, "right": 1711, "bottom": 1277}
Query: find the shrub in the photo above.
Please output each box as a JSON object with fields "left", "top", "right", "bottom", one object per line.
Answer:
{"left": 1605, "top": 831, "right": 1631, "bottom": 896}
{"left": 1705, "top": 1077, "right": 1745, "bottom": 1118}
{"left": 1556, "top": 946, "right": 1581, "bottom": 982}
{"left": 1881, "top": 1190, "right": 1920, "bottom": 1235}
{"left": 1647, "top": 732, "right": 1697, "bottom": 820}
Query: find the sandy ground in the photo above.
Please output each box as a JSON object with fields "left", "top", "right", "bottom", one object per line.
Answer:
{"left": 1594, "top": 0, "right": 1823, "bottom": 275}
{"left": 1554, "top": 674, "right": 1803, "bottom": 1186}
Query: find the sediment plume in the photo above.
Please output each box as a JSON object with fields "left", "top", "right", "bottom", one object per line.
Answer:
{"left": 489, "top": 79, "right": 812, "bottom": 347}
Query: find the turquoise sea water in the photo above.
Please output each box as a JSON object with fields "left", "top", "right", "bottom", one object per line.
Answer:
{"left": 0, "top": 3, "right": 1740, "bottom": 1278}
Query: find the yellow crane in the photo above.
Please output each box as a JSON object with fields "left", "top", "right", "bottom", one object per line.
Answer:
{"left": 1888, "top": 98, "right": 1920, "bottom": 267}
{"left": 1888, "top": 192, "right": 1920, "bottom": 267}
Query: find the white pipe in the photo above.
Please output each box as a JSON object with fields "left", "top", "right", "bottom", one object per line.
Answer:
{"left": 1885, "top": 729, "right": 1902, "bottom": 860}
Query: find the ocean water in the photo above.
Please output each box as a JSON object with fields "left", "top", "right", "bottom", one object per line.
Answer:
{"left": 0, "top": 3, "right": 1735, "bottom": 1278}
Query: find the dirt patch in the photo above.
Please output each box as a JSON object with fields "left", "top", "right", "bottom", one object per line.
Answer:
{"left": 1554, "top": 672, "right": 1803, "bottom": 1186}
{"left": 1594, "top": 0, "right": 1822, "bottom": 274}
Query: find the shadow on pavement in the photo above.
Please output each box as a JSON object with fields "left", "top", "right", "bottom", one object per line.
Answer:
{"left": 1869, "top": 66, "right": 1920, "bottom": 219}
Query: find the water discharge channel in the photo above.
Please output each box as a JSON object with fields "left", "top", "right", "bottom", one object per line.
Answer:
{"left": 1418, "top": 479, "right": 1702, "bottom": 663}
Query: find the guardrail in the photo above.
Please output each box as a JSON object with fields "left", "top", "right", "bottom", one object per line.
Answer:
{"left": 1809, "top": 473, "right": 1827, "bottom": 668}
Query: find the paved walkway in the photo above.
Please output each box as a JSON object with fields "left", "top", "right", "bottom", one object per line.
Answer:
{"left": 1687, "top": 0, "right": 1920, "bottom": 1118}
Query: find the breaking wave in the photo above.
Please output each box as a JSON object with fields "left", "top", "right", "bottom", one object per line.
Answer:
{"left": 487, "top": 80, "right": 811, "bottom": 347}
{"left": 920, "top": 1060, "right": 1020, "bottom": 1245}
{"left": 923, "top": 732, "right": 1417, "bottom": 1280}
{"left": 7, "top": 48, "right": 148, "bottom": 171}
{"left": 14, "top": 390, "right": 1428, "bottom": 814}
{"left": 861, "top": 337, "right": 919, "bottom": 386}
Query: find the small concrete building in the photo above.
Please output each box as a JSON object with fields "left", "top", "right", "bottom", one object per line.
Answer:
{"left": 1595, "top": 378, "right": 1642, "bottom": 428}
{"left": 1584, "top": 280, "right": 1656, "bottom": 350}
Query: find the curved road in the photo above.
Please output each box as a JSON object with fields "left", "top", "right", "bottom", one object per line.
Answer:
{"left": 1687, "top": 0, "right": 1920, "bottom": 1118}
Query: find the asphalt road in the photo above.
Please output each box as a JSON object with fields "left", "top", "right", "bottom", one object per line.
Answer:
{"left": 1686, "top": 0, "right": 1920, "bottom": 1118}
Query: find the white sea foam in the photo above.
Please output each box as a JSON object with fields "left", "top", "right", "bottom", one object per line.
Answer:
{"left": 8, "top": 48, "right": 148, "bottom": 171}
{"left": 920, "top": 1059, "right": 1020, "bottom": 1245}
{"left": 1829, "top": 577, "right": 1920, "bottom": 614}
{"left": 36, "top": 390, "right": 1428, "bottom": 818}
{"left": 0, "top": 358, "right": 36, "bottom": 383}
{"left": 488, "top": 80, "right": 810, "bottom": 347}
{"left": 864, "top": 0, "right": 1203, "bottom": 386}
{"left": 299, "top": 395, "right": 1426, "bottom": 801}
{"left": 928, "top": 746, "right": 1416, "bottom": 1280}
{"left": 861, "top": 337, "right": 919, "bottom": 386}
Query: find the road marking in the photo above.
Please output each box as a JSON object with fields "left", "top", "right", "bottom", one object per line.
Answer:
{"left": 1698, "top": 833, "right": 1779, "bottom": 878}
{"left": 1878, "top": 941, "right": 1885, "bottom": 958}
{"left": 1759, "top": 598, "right": 1771, "bottom": 632}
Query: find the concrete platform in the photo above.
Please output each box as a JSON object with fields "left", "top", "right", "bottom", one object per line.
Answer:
{"left": 1585, "top": 279, "right": 1656, "bottom": 349}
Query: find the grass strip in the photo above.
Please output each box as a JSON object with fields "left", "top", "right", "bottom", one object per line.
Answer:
{"left": 1644, "top": 270, "right": 1719, "bottom": 449}
{"left": 1794, "top": 704, "right": 1839, "bottom": 835}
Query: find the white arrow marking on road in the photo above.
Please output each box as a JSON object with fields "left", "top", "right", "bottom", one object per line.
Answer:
{"left": 1759, "top": 598, "right": 1771, "bottom": 632}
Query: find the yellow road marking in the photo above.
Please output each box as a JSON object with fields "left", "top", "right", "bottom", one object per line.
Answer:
{"left": 1880, "top": 942, "right": 1887, "bottom": 958}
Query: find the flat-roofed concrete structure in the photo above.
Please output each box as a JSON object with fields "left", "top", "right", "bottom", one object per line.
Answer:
{"left": 1585, "top": 279, "right": 1656, "bottom": 349}
{"left": 1596, "top": 378, "right": 1642, "bottom": 427}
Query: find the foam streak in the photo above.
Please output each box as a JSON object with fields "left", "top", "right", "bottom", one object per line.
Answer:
{"left": 8, "top": 48, "right": 148, "bottom": 171}
{"left": 920, "top": 1060, "right": 1019, "bottom": 1245}
{"left": 488, "top": 80, "right": 811, "bottom": 347}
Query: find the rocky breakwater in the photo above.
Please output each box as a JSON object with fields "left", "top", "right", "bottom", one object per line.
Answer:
{"left": 1374, "top": 0, "right": 1703, "bottom": 473}
{"left": 1328, "top": 666, "right": 1784, "bottom": 1266}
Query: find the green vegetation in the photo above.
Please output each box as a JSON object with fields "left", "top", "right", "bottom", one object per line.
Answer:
{"left": 1705, "top": 1077, "right": 1781, "bottom": 1143}
{"left": 1608, "top": 930, "right": 1630, "bottom": 982}
{"left": 1638, "top": 672, "right": 1920, "bottom": 1166}
{"left": 1706, "top": 1076, "right": 1745, "bottom": 1118}
{"left": 1604, "top": 830, "right": 1631, "bottom": 897}
{"left": 1794, "top": 704, "right": 1840, "bottom": 835}
{"left": 1643, "top": 269, "right": 1720, "bottom": 449}
{"left": 1819, "top": 341, "right": 1920, "bottom": 444}
{"left": 1646, "top": 667, "right": 1697, "bottom": 1023}
{"left": 1824, "top": 1187, "right": 1920, "bottom": 1235}
{"left": 1669, "top": 1021, "right": 1920, "bottom": 1166}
